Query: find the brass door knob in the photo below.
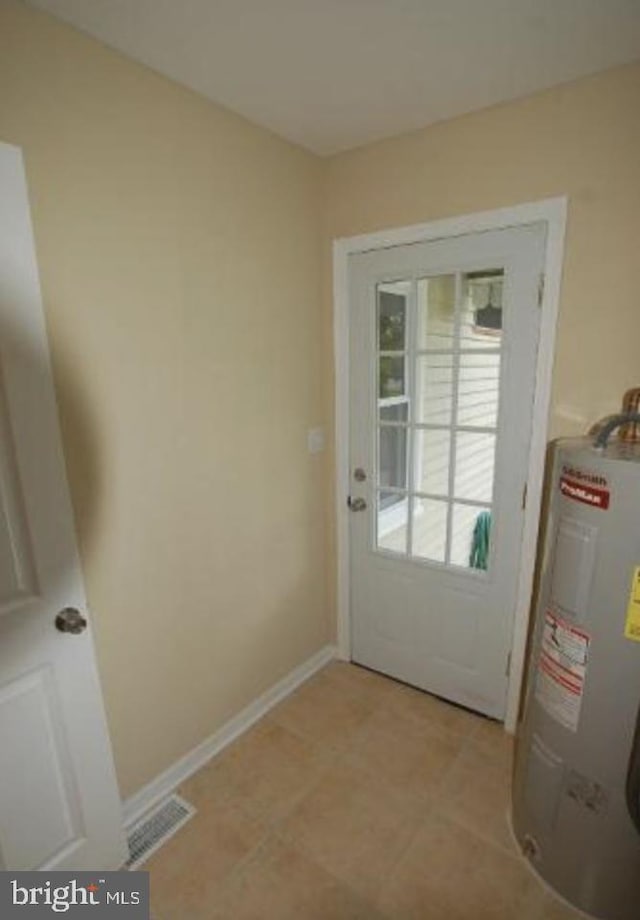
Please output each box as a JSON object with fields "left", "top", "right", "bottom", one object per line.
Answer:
{"left": 55, "top": 607, "right": 87, "bottom": 635}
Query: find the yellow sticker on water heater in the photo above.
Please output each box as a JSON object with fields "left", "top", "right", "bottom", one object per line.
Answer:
{"left": 624, "top": 566, "right": 640, "bottom": 642}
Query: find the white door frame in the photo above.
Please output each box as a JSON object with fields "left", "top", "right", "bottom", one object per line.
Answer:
{"left": 333, "top": 197, "right": 567, "bottom": 732}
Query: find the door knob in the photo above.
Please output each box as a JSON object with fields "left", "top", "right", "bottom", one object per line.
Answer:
{"left": 348, "top": 497, "right": 367, "bottom": 512}
{"left": 55, "top": 607, "right": 87, "bottom": 635}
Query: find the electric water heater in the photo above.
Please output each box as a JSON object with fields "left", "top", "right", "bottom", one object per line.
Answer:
{"left": 513, "top": 418, "right": 640, "bottom": 919}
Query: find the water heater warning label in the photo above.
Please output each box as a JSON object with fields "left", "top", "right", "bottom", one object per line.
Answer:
{"left": 535, "top": 610, "right": 590, "bottom": 732}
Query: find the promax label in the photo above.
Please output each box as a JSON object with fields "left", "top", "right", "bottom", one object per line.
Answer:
{"left": 559, "top": 474, "right": 610, "bottom": 509}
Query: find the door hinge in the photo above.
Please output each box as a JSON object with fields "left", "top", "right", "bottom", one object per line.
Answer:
{"left": 537, "top": 273, "right": 545, "bottom": 307}
{"left": 521, "top": 483, "right": 528, "bottom": 510}
{"left": 506, "top": 651, "right": 512, "bottom": 677}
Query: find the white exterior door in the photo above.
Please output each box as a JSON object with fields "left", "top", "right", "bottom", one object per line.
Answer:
{"left": 349, "top": 223, "right": 546, "bottom": 719}
{"left": 0, "top": 143, "right": 127, "bottom": 870}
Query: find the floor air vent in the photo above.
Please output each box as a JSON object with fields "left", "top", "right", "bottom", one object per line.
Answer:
{"left": 125, "top": 794, "right": 195, "bottom": 869}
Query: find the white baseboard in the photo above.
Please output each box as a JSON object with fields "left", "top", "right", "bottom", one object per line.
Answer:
{"left": 122, "top": 644, "right": 337, "bottom": 828}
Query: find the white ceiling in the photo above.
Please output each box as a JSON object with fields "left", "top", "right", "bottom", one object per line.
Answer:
{"left": 27, "top": 0, "right": 640, "bottom": 154}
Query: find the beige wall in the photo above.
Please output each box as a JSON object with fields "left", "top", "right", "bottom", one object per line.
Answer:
{"left": 2, "top": 0, "right": 639, "bottom": 801}
{"left": 326, "top": 61, "right": 640, "bottom": 436}
{"left": 324, "top": 61, "right": 640, "bottom": 627}
{"left": 0, "top": 0, "right": 327, "bottom": 797}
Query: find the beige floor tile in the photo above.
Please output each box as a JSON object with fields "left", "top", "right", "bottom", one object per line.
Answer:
{"left": 386, "top": 682, "right": 485, "bottom": 738}
{"left": 436, "top": 740, "right": 514, "bottom": 853}
{"left": 348, "top": 704, "right": 465, "bottom": 801}
{"left": 212, "top": 836, "right": 386, "bottom": 920}
{"left": 268, "top": 670, "right": 376, "bottom": 751}
{"left": 178, "top": 751, "right": 238, "bottom": 812}
{"left": 147, "top": 663, "right": 560, "bottom": 920}
{"left": 181, "top": 717, "right": 332, "bottom": 825}
{"left": 146, "top": 796, "right": 264, "bottom": 920}
{"left": 280, "top": 757, "right": 426, "bottom": 902}
{"left": 376, "top": 811, "right": 542, "bottom": 920}
{"left": 321, "top": 660, "right": 406, "bottom": 706}
{"left": 470, "top": 715, "right": 516, "bottom": 760}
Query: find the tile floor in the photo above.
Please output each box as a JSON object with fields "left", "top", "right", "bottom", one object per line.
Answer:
{"left": 146, "top": 661, "right": 583, "bottom": 919}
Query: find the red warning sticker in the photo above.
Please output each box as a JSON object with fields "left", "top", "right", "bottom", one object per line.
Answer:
{"left": 559, "top": 476, "right": 610, "bottom": 509}
{"left": 535, "top": 610, "right": 590, "bottom": 731}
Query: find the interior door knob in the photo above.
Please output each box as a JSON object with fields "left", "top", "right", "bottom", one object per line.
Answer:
{"left": 55, "top": 607, "right": 87, "bottom": 635}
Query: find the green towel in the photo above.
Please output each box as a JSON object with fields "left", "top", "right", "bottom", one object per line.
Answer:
{"left": 469, "top": 510, "right": 491, "bottom": 570}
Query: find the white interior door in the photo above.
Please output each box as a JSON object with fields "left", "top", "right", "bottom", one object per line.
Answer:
{"left": 0, "top": 143, "right": 127, "bottom": 870}
{"left": 349, "top": 223, "right": 546, "bottom": 719}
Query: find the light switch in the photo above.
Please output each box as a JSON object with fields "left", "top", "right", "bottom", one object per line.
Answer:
{"left": 307, "top": 427, "right": 325, "bottom": 454}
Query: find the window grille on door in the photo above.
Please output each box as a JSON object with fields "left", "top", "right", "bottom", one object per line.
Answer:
{"left": 375, "top": 270, "right": 504, "bottom": 572}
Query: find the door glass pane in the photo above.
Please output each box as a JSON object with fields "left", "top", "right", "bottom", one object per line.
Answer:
{"left": 415, "top": 354, "right": 453, "bottom": 425}
{"left": 414, "top": 429, "right": 450, "bottom": 496}
{"left": 379, "top": 401, "right": 409, "bottom": 424}
{"left": 377, "top": 491, "right": 408, "bottom": 554}
{"left": 454, "top": 432, "right": 496, "bottom": 503}
{"left": 379, "top": 356, "right": 406, "bottom": 399}
{"left": 451, "top": 503, "right": 492, "bottom": 570}
{"left": 417, "top": 275, "right": 456, "bottom": 350}
{"left": 378, "top": 425, "right": 408, "bottom": 490}
{"left": 371, "top": 268, "right": 505, "bottom": 571}
{"left": 378, "top": 283, "right": 408, "bottom": 351}
{"left": 458, "top": 352, "right": 501, "bottom": 428}
{"left": 460, "top": 270, "right": 504, "bottom": 348}
{"left": 411, "top": 498, "right": 447, "bottom": 563}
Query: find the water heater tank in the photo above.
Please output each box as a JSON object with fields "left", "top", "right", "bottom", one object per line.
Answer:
{"left": 513, "top": 431, "right": 640, "bottom": 919}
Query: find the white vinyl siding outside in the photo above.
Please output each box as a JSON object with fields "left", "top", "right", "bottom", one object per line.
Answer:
{"left": 377, "top": 272, "right": 503, "bottom": 570}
